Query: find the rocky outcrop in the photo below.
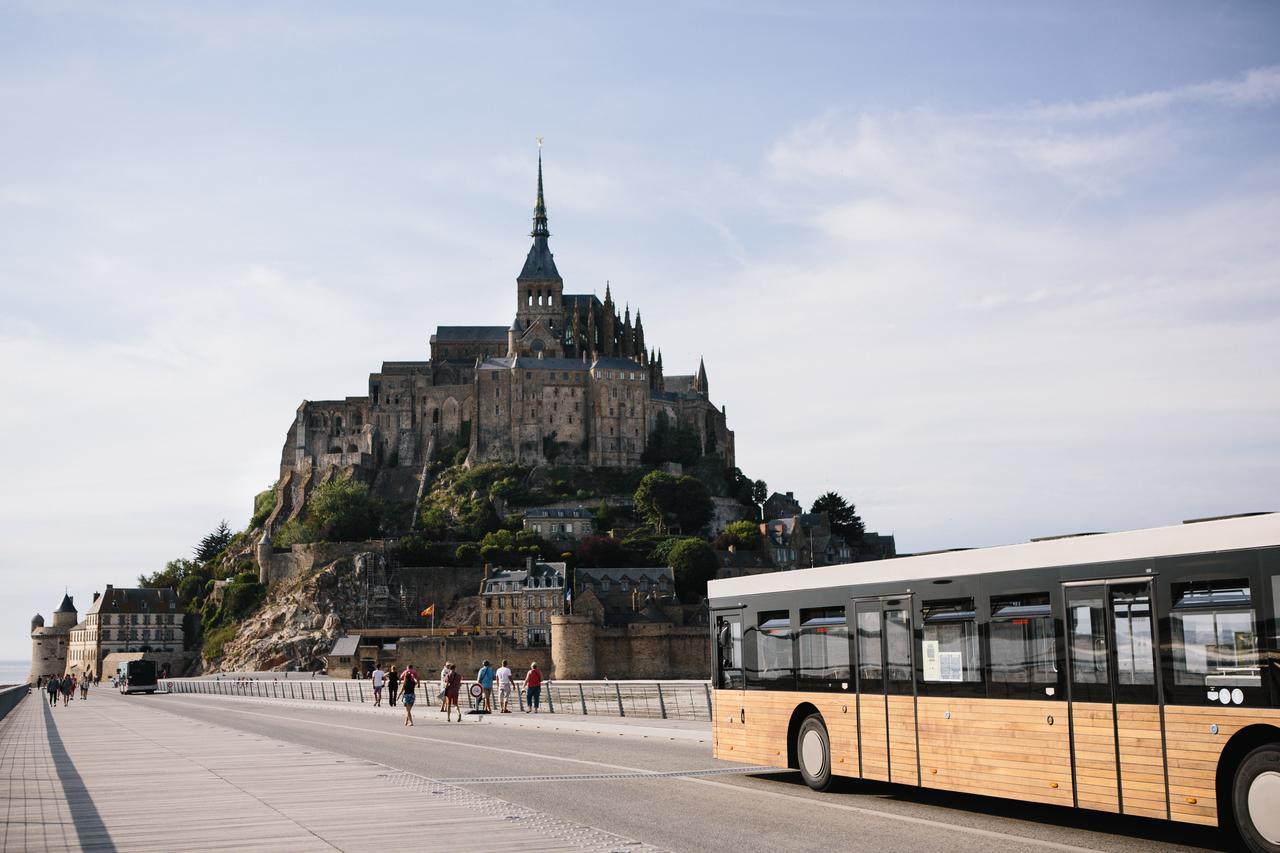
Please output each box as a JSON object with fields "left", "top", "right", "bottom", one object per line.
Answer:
{"left": 212, "top": 552, "right": 376, "bottom": 672}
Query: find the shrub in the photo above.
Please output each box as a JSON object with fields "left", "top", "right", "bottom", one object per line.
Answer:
{"left": 455, "top": 543, "right": 480, "bottom": 566}
{"left": 203, "top": 623, "right": 238, "bottom": 660}
{"left": 223, "top": 581, "right": 266, "bottom": 622}
{"left": 250, "top": 488, "right": 278, "bottom": 528}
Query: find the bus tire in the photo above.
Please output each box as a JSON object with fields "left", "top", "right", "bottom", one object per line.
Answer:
{"left": 1233, "top": 743, "right": 1280, "bottom": 853}
{"left": 796, "top": 713, "right": 832, "bottom": 792}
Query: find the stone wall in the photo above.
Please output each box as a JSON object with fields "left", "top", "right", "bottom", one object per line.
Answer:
{"left": 390, "top": 635, "right": 545, "bottom": 678}
{"left": 264, "top": 541, "right": 391, "bottom": 586}
{"left": 549, "top": 615, "right": 709, "bottom": 680}
{"left": 396, "top": 566, "right": 488, "bottom": 617}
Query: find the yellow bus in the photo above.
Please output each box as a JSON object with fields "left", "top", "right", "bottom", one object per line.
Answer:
{"left": 708, "top": 512, "right": 1280, "bottom": 851}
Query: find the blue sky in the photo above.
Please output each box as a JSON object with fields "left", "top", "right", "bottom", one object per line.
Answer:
{"left": 2, "top": 2, "right": 1278, "bottom": 659}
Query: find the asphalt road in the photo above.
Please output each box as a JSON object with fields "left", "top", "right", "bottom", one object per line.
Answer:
{"left": 143, "top": 693, "right": 1232, "bottom": 853}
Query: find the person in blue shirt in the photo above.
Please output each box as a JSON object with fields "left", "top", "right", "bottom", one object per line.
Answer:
{"left": 476, "top": 660, "right": 495, "bottom": 712}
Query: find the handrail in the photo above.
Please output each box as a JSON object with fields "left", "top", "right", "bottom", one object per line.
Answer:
{"left": 160, "top": 676, "right": 714, "bottom": 721}
{"left": 0, "top": 683, "right": 29, "bottom": 723}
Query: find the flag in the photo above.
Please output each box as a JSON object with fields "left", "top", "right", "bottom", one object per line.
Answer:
{"left": 420, "top": 604, "right": 435, "bottom": 617}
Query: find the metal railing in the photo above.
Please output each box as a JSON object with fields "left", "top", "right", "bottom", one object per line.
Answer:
{"left": 161, "top": 677, "right": 713, "bottom": 721}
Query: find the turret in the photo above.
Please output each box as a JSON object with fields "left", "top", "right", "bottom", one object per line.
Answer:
{"left": 516, "top": 145, "right": 564, "bottom": 327}
{"left": 692, "top": 357, "right": 709, "bottom": 398}
{"left": 53, "top": 592, "right": 77, "bottom": 629}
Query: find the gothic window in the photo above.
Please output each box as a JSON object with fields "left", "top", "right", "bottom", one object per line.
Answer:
{"left": 527, "top": 291, "right": 532, "bottom": 306}
{"left": 432, "top": 409, "right": 439, "bottom": 424}
{"left": 495, "top": 406, "right": 500, "bottom": 416}
{"left": 335, "top": 416, "right": 343, "bottom": 431}
{"left": 355, "top": 414, "right": 363, "bottom": 427}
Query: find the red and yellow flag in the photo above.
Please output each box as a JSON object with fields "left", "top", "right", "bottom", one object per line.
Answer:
{"left": 420, "top": 604, "right": 435, "bottom": 617}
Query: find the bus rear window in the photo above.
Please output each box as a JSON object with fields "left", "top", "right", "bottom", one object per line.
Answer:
{"left": 1171, "top": 579, "right": 1260, "bottom": 688}
{"left": 798, "top": 607, "right": 849, "bottom": 690}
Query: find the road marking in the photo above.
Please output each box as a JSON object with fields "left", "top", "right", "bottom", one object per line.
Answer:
{"left": 162, "top": 696, "right": 1102, "bottom": 852}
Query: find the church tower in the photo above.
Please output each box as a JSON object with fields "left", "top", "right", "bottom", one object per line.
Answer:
{"left": 514, "top": 147, "right": 565, "bottom": 343}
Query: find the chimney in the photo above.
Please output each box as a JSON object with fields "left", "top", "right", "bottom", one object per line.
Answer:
{"left": 786, "top": 491, "right": 794, "bottom": 499}
{"left": 483, "top": 564, "right": 491, "bottom": 580}
{"left": 525, "top": 556, "right": 534, "bottom": 571}
{"left": 92, "top": 591, "right": 100, "bottom": 602}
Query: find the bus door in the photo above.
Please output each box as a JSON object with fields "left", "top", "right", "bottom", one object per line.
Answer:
{"left": 1063, "top": 579, "right": 1165, "bottom": 818}
{"left": 713, "top": 611, "right": 745, "bottom": 691}
{"left": 853, "top": 596, "right": 918, "bottom": 784}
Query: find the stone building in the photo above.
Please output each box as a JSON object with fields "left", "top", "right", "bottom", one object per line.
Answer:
{"left": 64, "top": 585, "right": 186, "bottom": 680}
{"left": 477, "top": 560, "right": 566, "bottom": 646}
{"left": 264, "top": 151, "right": 735, "bottom": 549}
{"left": 522, "top": 506, "right": 594, "bottom": 543}
{"left": 762, "top": 491, "right": 803, "bottom": 522}
{"left": 574, "top": 566, "right": 675, "bottom": 618}
{"left": 761, "top": 512, "right": 853, "bottom": 570}
{"left": 28, "top": 593, "right": 76, "bottom": 683}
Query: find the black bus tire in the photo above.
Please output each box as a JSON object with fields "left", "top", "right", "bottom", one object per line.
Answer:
{"left": 1233, "top": 743, "right": 1280, "bottom": 853}
{"left": 796, "top": 713, "right": 832, "bottom": 792}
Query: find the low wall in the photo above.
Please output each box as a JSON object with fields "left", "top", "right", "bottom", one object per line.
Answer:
{"left": 593, "top": 625, "right": 708, "bottom": 680}
{"left": 390, "top": 635, "right": 543, "bottom": 678}
{"left": 0, "top": 684, "right": 27, "bottom": 723}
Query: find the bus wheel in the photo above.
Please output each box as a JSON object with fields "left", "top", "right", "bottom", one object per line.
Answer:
{"left": 1233, "top": 743, "right": 1280, "bottom": 852}
{"left": 796, "top": 714, "right": 832, "bottom": 792}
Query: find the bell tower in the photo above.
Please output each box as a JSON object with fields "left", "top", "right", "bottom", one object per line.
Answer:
{"left": 515, "top": 144, "right": 565, "bottom": 337}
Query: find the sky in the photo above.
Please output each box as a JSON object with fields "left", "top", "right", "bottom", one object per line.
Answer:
{"left": 2, "top": 2, "right": 1278, "bottom": 660}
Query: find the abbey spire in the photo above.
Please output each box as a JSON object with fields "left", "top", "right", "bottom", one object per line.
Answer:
{"left": 518, "top": 147, "right": 562, "bottom": 283}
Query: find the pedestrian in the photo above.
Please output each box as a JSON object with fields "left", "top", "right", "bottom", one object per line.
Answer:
{"left": 371, "top": 665, "right": 385, "bottom": 707}
{"left": 443, "top": 662, "right": 462, "bottom": 722}
{"left": 476, "top": 659, "right": 495, "bottom": 712}
{"left": 46, "top": 676, "right": 59, "bottom": 707}
{"left": 61, "top": 675, "right": 73, "bottom": 707}
{"left": 351, "top": 665, "right": 359, "bottom": 680}
{"left": 401, "top": 664, "right": 418, "bottom": 727}
{"left": 524, "top": 662, "right": 542, "bottom": 713}
{"left": 387, "top": 665, "right": 399, "bottom": 707}
{"left": 496, "top": 659, "right": 514, "bottom": 713}
{"left": 438, "top": 664, "right": 449, "bottom": 714}
{"left": 80, "top": 677, "right": 89, "bottom": 700}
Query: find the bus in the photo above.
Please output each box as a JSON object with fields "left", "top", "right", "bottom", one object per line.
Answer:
{"left": 117, "top": 659, "right": 158, "bottom": 695}
{"left": 708, "top": 512, "right": 1280, "bottom": 852}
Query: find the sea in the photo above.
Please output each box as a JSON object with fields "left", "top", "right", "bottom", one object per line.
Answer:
{"left": 0, "top": 659, "right": 30, "bottom": 685}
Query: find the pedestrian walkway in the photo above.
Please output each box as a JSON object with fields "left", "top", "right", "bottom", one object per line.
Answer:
{"left": 0, "top": 690, "right": 662, "bottom": 852}
{"left": 163, "top": 690, "right": 712, "bottom": 744}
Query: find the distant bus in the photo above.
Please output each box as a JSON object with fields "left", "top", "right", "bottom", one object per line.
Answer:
{"left": 117, "top": 660, "right": 158, "bottom": 695}
{"left": 708, "top": 513, "right": 1280, "bottom": 852}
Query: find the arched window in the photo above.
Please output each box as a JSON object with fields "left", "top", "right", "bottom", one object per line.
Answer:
{"left": 355, "top": 414, "right": 363, "bottom": 427}
{"left": 432, "top": 409, "right": 440, "bottom": 424}
{"left": 334, "top": 416, "right": 344, "bottom": 431}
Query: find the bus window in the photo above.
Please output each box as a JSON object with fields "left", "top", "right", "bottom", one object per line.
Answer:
{"left": 1171, "top": 579, "right": 1260, "bottom": 689}
{"left": 753, "top": 611, "right": 794, "bottom": 689}
{"left": 886, "top": 607, "right": 913, "bottom": 689}
{"left": 921, "top": 598, "right": 981, "bottom": 686}
{"left": 856, "top": 609, "right": 883, "bottom": 687}
{"left": 1112, "top": 585, "right": 1155, "bottom": 687}
{"left": 989, "top": 593, "right": 1057, "bottom": 692}
{"left": 716, "top": 614, "right": 744, "bottom": 689}
{"left": 1066, "top": 589, "right": 1110, "bottom": 701}
{"left": 798, "top": 607, "right": 849, "bottom": 691}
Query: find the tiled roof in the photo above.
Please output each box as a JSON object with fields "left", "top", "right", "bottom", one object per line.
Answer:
{"left": 329, "top": 635, "right": 361, "bottom": 657}
{"left": 86, "top": 587, "right": 178, "bottom": 615}
{"left": 525, "top": 507, "right": 593, "bottom": 519}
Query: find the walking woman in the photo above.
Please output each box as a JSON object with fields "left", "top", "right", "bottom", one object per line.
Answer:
{"left": 60, "top": 675, "right": 73, "bottom": 707}
{"left": 401, "top": 664, "right": 418, "bottom": 727}
{"left": 524, "top": 662, "right": 543, "bottom": 714}
{"left": 443, "top": 662, "right": 462, "bottom": 722}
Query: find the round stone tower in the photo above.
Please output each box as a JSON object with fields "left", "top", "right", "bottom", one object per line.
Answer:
{"left": 550, "top": 614, "right": 596, "bottom": 680}
{"left": 28, "top": 594, "right": 76, "bottom": 684}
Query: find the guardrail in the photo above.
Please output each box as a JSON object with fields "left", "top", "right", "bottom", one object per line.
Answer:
{"left": 162, "top": 677, "right": 713, "bottom": 721}
{"left": 0, "top": 683, "right": 29, "bottom": 723}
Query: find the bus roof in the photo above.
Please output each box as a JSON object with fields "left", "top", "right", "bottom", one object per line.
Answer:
{"left": 708, "top": 512, "right": 1280, "bottom": 601}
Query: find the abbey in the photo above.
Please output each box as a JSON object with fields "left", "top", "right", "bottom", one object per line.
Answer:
{"left": 275, "top": 153, "right": 733, "bottom": 505}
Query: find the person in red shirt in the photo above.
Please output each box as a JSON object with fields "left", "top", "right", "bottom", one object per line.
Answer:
{"left": 524, "top": 662, "right": 543, "bottom": 714}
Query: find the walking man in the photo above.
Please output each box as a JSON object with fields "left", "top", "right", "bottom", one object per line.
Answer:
{"left": 60, "top": 675, "right": 73, "bottom": 707}
{"left": 476, "top": 660, "right": 495, "bottom": 712}
{"left": 496, "top": 659, "right": 514, "bottom": 713}
{"left": 371, "top": 665, "right": 385, "bottom": 707}
{"left": 80, "top": 677, "right": 89, "bottom": 700}
{"left": 46, "top": 676, "right": 59, "bottom": 707}
{"left": 387, "top": 665, "right": 399, "bottom": 707}
{"left": 401, "top": 664, "right": 418, "bottom": 727}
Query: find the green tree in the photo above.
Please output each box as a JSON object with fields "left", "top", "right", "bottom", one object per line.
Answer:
{"left": 308, "top": 479, "right": 382, "bottom": 542}
{"left": 666, "top": 538, "right": 718, "bottom": 602}
{"left": 250, "top": 488, "right": 277, "bottom": 528}
{"left": 195, "top": 520, "right": 234, "bottom": 563}
{"left": 811, "top": 491, "right": 865, "bottom": 542}
{"left": 751, "top": 480, "right": 769, "bottom": 511}
{"left": 673, "top": 476, "right": 713, "bottom": 534}
{"left": 478, "top": 529, "right": 547, "bottom": 566}
{"left": 454, "top": 543, "right": 480, "bottom": 566}
{"left": 138, "top": 558, "right": 197, "bottom": 590}
{"left": 634, "top": 471, "right": 679, "bottom": 534}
